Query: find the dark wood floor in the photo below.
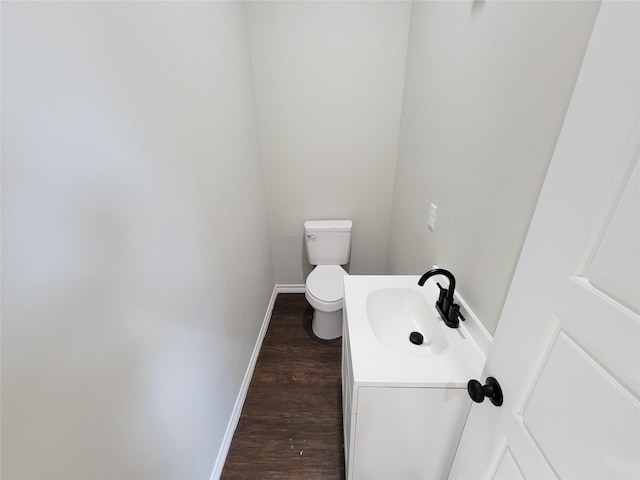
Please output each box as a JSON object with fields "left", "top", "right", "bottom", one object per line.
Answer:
{"left": 221, "top": 293, "right": 345, "bottom": 480}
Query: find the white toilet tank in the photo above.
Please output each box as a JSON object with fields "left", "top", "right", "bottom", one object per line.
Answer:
{"left": 304, "top": 220, "right": 352, "bottom": 265}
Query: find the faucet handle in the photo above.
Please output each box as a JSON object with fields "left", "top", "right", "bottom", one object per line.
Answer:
{"left": 436, "top": 282, "right": 448, "bottom": 308}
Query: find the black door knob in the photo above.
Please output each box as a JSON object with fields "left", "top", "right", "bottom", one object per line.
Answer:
{"left": 467, "top": 377, "right": 503, "bottom": 407}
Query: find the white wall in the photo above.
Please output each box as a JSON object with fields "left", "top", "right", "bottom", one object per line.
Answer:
{"left": 1, "top": 2, "right": 273, "bottom": 478}
{"left": 248, "top": 1, "right": 411, "bottom": 283}
{"left": 387, "top": 0, "right": 600, "bottom": 334}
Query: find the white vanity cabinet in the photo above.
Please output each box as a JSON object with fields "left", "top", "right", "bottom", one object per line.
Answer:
{"left": 341, "top": 275, "right": 488, "bottom": 480}
{"left": 342, "top": 323, "right": 471, "bottom": 480}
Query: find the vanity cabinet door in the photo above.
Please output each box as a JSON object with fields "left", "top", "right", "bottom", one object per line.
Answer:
{"left": 351, "top": 387, "right": 470, "bottom": 480}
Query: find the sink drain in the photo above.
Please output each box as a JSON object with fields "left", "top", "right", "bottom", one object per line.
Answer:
{"left": 409, "top": 331, "right": 424, "bottom": 345}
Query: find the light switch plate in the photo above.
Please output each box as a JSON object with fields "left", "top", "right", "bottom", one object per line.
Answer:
{"left": 428, "top": 203, "right": 437, "bottom": 231}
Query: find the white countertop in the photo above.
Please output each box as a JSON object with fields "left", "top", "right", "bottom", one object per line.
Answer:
{"left": 343, "top": 275, "right": 487, "bottom": 388}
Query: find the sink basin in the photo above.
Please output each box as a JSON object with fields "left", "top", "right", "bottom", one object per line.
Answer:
{"left": 343, "top": 275, "right": 487, "bottom": 387}
{"left": 366, "top": 288, "right": 449, "bottom": 356}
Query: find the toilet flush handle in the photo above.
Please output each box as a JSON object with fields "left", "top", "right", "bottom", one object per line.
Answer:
{"left": 306, "top": 234, "right": 316, "bottom": 240}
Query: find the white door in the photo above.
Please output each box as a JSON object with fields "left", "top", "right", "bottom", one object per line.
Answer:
{"left": 449, "top": 2, "right": 640, "bottom": 479}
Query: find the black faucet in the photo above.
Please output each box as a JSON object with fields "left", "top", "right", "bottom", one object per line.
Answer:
{"left": 418, "top": 268, "right": 464, "bottom": 328}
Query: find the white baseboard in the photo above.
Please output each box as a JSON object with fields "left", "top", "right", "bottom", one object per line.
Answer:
{"left": 274, "top": 284, "right": 305, "bottom": 294}
{"left": 209, "top": 283, "right": 305, "bottom": 480}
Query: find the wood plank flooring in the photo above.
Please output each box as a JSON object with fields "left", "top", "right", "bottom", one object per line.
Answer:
{"left": 221, "top": 293, "right": 345, "bottom": 480}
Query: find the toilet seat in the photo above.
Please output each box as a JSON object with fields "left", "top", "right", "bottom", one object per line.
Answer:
{"left": 305, "top": 265, "right": 348, "bottom": 312}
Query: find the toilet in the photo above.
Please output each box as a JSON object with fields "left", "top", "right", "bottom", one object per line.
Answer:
{"left": 304, "top": 220, "right": 353, "bottom": 340}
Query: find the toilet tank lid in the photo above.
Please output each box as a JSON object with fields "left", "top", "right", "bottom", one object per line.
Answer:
{"left": 304, "top": 220, "right": 352, "bottom": 232}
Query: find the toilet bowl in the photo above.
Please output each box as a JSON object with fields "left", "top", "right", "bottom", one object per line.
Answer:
{"left": 305, "top": 265, "right": 348, "bottom": 339}
{"left": 303, "top": 219, "right": 353, "bottom": 340}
